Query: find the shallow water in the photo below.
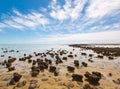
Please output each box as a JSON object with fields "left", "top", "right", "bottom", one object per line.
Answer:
{"left": 0, "top": 44, "right": 120, "bottom": 89}
{"left": 0, "top": 44, "right": 70, "bottom": 61}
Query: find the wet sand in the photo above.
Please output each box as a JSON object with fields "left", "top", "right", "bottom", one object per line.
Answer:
{"left": 0, "top": 44, "right": 120, "bottom": 89}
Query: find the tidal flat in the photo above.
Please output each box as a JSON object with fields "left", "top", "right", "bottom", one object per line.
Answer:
{"left": 0, "top": 44, "right": 120, "bottom": 89}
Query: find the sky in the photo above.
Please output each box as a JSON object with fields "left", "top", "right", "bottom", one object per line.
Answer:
{"left": 0, "top": 0, "right": 120, "bottom": 44}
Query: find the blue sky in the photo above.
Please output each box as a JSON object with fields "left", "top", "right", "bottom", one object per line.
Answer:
{"left": 0, "top": 0, "right": 120, "bottom": 44}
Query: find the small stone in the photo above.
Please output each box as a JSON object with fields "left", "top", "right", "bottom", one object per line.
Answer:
{"left": 83, "top": 84, "right": 93, "bottom": 89}
{"left": 16, "top": 81, "right": 26, "bottom": 87}
{"left": 41, "top": 78, "right": 48, "bottom": 81}
{"left": 28, "top": 84, "right": 37, "bottom": 89}
{"left": 108, "top": 73, "right": 112, "bottom": 77}
{"left": 30, "top": 80, "right": 38, "bottom": 84}
{"left": 9, "top": 78, "right": 16, "bottom": 85}
{"left": 113, "top": 78, "right": 120, "bottom": 85}
{"left": 65, "top": 82, "right": 74, "bottom": 88}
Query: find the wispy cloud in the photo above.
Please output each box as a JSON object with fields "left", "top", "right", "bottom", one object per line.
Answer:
{"left": 0, "top": 0, "right": 120, "bottom": 42}
{"left": 0, "top": 9, "right": 49, "bottom": 30}
{"left": 49, "top": 0, "right": 87, "bottom": 21}
{"left": 86, "top": 0, "right": 120, "bottom": 18}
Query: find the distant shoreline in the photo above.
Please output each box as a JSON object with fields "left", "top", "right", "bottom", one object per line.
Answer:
{"left": 69, "top": 44, "right": 120, "bottom": 57}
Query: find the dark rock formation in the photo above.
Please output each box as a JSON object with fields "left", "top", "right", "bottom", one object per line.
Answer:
{"left": 82, "top": 62, "right": 88, "bottom": 67}
{"left": 84, "top": 71, "right": 101, "bottom": 85}
{"left": 31, "top": 66, "right": 40, "bottom": 77}
{"left": 28, "top": 59, "right": 32, "bottom": 63}
{"left": 97, "top": 55, "right": 103, "bottom": 58}
{"left": 13, "top": 72, "right": 22, "bottom": 82}
{"left": 88, "top": 59, "right": 94, "bottom": 62}
{"left": 72, "top": 74, "right": 83, "bottom": 82}
{"left": 9, "top": 72, "right": 22, "bottom": 85}
{"left": 6, "top": 63, "right": 11, "bottom": 68}
{"left": 62, "top": 57, "right": 67, "bottom": 60}
{"left": 8, "top": 66, "right": 15, "bottom": 71}
{"left": 81, "top": 53, "right": 87, "bottom": 56}
{"left": 68, "top": 55, "right": 73, "bottom": 58}
{"left": 49, "top": 66, "right": 56, "bottom": 72}
{"left": 67, "top": 66, "right": 75, "bottom": 72}
{"left": 74, "top": 60, "right": 79, "bottom": 67}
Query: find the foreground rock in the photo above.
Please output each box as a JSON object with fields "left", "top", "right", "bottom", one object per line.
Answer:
{"left": 72, "top": 74, "right": 83, "bottom": 82}
{"left": 84, "top": 71, "right": 101, "bottom": 85}
{"left": 9, "top": 72, "right": 22, "bottom": 85}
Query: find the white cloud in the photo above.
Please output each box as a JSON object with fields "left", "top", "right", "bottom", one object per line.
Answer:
{"left": 4, "top": 20, "right": 24, "bottom": 29}
{"left": 88, "top": 23, "right": 120, "bottom": 32}
{"left": 49, "top": 0, "right": 87, "bottom": 21}
{"left": 87, "top": 0, "right": 120, "bottom": 18}
{"left": 0, "top": 10, "right": 49, "bottom": 30}
{"left": 0, "top": 0, "right": 119, "bottom": 37}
